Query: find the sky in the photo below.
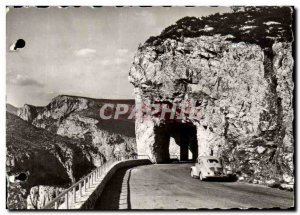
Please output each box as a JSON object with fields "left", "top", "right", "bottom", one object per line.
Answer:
{"left": 6, "top": 6, "right": 231, "bottom": 107}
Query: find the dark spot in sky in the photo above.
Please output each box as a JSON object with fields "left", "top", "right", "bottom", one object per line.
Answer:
{"left": 15, "top": 172, "right": 27, "bottom": 182}
{"left": 14, "top": 39, "right": 26, "bottom": 50}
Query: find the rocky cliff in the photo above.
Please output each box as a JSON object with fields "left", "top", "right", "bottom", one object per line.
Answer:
{"left": 129, "top": 7, "right": 294, "bottom": 189}
{"left": 10, "top": 96, "right": 136, "bottom": 209}
{"left": 6, "top": 112, "right": 96, "bottom": 209}
{"left": 17, "top": 95, "right": 136, "bottom": 165}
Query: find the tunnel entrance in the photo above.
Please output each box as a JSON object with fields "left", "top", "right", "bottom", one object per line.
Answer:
{"left": 153, "top": 122, "right": 198, "bottom": 163}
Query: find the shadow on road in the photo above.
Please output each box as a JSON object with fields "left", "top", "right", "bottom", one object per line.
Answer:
{"left": 158, "top": 159, "right": 195, "bottom": 164}
{"left": 94, "top": 166, "right": 132, "bottom": 210}
{"left": 203, "top": 175, "right": 238, "bottom": 182}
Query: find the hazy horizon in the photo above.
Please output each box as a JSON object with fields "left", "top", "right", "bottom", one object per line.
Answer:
{"left": 6, "top": 6, "right": 232, "bottom": 107}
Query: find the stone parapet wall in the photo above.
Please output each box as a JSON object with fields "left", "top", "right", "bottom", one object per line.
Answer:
{"left": 80, "top": 159, "right": 151, "bottom": 209}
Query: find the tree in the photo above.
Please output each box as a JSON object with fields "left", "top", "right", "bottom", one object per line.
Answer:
{"left": 231, "top": 6, "right": 243, "bottom": 13}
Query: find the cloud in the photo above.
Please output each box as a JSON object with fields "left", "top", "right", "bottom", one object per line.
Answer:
{"left": 116, "top": 48, "right": 129, "bottom": 56}
{"left": 99, "top": 49, "right": 132, "bottom": 66}
{"left": 99, "top": 57, "right": 128, "bottom": 66}
{"left": 99, "top": 59, "right": 111, "bottom": 66}
{"left": 115, "top": 58, "right": 127, "bottom": 65}
{"left": 74, "top": 48, "right": 96, "bottom": 57}
{"left": 98, "top": 48, "right": 133, "bottom": 66}
{"left": 7, "top": 74, "right": 44, "bottom": 87}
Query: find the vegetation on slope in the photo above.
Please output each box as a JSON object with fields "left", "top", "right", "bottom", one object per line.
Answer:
{"left": 144, "top": 7, "right": 293, "bottom": 49}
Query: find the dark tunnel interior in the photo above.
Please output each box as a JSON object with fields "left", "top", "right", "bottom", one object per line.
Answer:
{"left": 153, "top": 122, "right": 198, "bottom": 163}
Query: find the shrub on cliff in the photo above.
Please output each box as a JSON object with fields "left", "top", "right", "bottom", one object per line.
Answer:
{"left": 144, "top": 6, "right": 293, "bottom": 49}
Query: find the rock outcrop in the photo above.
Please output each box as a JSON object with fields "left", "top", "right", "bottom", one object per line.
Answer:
{"left": 129, "top": 7, "right": 294, "bottom": 188}
{"left": 17, "top": 104, "right": 42, "bottom": 123}
{"left": 17, "top": 95, "right": 136, "bottom": 165}
{"left": 26, "top": 186, "right": 64, "bottom": 209}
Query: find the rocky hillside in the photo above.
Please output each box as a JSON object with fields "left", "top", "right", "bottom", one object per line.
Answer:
{"left": 129, "top": 7, "right": 294, "bottom": 189}
{"left": 9, "top": 96, "right": 137, "bottom": 209}
{"left": 6, "top": 112, "right": 96, "bottom": 209}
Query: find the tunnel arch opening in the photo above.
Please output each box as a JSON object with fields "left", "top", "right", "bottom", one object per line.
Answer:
{"left": 153, "top": 122, "right": 198, "bottom": 163}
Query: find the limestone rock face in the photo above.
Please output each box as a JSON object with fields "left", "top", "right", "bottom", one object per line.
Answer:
{"left": 17, "top": 95, "right": 136, "bottom": 164}
{"left": 17, "top": 104, "right": 40, "bottom": 123}
{"left": 56, "top": 113, "right": 135, "bottom": 166}
{"left": 26, "top": 186, "right": 64, "bottom": 209}
{"left": 129, "top": 8, "right": 294, "bottom": 188}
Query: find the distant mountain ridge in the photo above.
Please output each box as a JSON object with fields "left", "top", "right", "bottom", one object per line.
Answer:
{"left": 16, "top": 95, "right": 136, "bottom": 163}
{"left": 6, "top": 103, "right": 18, "bottom": 115}
{"left": 17, "top": 95, "right": 135, "bottom": 137}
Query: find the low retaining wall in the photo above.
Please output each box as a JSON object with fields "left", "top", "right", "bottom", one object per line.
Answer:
{"left": 79, "top": 159, "right": 151, "bottom": 209}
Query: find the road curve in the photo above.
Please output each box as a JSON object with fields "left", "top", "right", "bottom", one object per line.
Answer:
{"left": 94, "top": 163, "right": 294, "bottom": 210}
